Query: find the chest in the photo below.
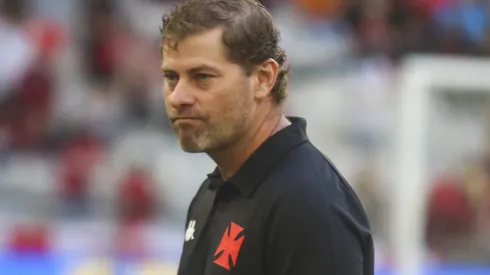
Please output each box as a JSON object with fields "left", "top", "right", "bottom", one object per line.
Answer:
{"left": 179, "top": 188, "right": 266, "bottom": 275}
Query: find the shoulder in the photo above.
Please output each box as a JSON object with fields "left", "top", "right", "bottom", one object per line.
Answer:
{"left": 265, "top": 141, "right": 369, "bottom": 228}
{"left": 268, "top": 141, "right": 351, "bottom": 202}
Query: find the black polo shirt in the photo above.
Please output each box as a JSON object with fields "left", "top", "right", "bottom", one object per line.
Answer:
{"left": 177, "top": 117, "right": 374, "bottom": 275}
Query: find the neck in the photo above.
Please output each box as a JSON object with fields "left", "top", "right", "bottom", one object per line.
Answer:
{"left": 209, "top": 113, "right": 291, "bottom": 181}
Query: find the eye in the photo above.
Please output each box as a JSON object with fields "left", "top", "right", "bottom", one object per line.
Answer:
{"left": 195, "top": 74, "right": 213, "bottom": 81}
{"left": 164, "top": 73, "right": 179, "bottom": 82}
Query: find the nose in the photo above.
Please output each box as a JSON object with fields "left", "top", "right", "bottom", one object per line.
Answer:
{"left": 166, "top": 81, "right": 196, "bottom": 110}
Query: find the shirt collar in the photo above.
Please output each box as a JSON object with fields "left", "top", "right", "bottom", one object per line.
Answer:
{"left": 207, "top": 116, "right": 309, "bottom": 196}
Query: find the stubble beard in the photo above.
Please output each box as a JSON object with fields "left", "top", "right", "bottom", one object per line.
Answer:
{"left": 175, "top": 85, "right": 253, "bottom": 154}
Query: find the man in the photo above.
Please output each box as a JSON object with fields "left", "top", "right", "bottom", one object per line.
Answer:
{"left": 160, "top": 0, "right": 374, "bottom": 274}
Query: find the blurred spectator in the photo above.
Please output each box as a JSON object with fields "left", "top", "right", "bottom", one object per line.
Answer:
{"left": 7, "top": 68, "right": 53, "bottom": 150}
{"left": 462, "top": 157, "right": 490, "bottom": 260}
{"left": 8, "top": 224, "right": 51, "bottom": 254}
{"left": 1, "top": 17, "right": 63, "bottom": 151}
{"left": 426, "top": 174, "right": 474, "bottom": 259}
{"left": 83, "top": 0, "right": 118, "bottom": 83}
{"left": 57, "top": 134, "right": 103, "bottom": 217}
{"left": 432, "top": 0, "right": 489, "bottom": 54}
{"left": 5, "top": 56, "right": 55, "bottom": 149}
{"left": 388, "top": 0, "right": 431, "bottom": 59}
{"left": 0, "top": 0, "right": 34, "bottom": 127}
{"left": 118, "top": 167, "right": 157, "bottom": 225}
{"left": 360, "top": 0, "right": 392, "bottom": 55}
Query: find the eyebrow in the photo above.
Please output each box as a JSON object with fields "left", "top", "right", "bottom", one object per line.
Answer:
{"left": 161, "top": 64, "right": 222, "bottom": 75}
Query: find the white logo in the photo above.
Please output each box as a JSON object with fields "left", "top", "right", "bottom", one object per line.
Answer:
{"left": 185, "top": 220, "right": 196, "bottom": 242}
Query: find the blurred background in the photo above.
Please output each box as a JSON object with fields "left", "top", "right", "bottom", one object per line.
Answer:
{"left": 0, "top": 0, "right": 489, "bottom": 274}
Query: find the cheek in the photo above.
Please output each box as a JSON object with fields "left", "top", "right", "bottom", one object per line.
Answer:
{"left": 163, "top": 95, "right": 176, "bottom": 116}
{"left": 222, "top": 90, "right": 253, "bottom": 120}
{"left": 203, "top": 77, "right": 252, "bottom": 118}
{"left": 163, "top": 94, "right": 171, "bottom": 109}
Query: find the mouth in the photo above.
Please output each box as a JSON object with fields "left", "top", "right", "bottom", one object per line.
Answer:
{"left": 172, "top": 117, "right": 201, "bottom": 123}
{"left": 172, "top": 117, "right": 202, "bottom": 126}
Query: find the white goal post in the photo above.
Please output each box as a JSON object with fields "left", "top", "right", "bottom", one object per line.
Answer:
{"left": 393, "top": 55, "right": 490, "bottom": 275}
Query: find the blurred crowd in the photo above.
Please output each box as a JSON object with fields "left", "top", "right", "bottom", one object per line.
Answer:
{"left": 0, "top": 0, "right": 489, "bottom": 266}
{"left": 426, "top": 153, "right": 490, "bottom": 263}
{"left": 0, "top": 0, "right": 169, "bottom": 257}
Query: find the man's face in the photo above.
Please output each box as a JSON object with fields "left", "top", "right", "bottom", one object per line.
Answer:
{"left": 161, "top": 28, "right": 255, "bottom": 153}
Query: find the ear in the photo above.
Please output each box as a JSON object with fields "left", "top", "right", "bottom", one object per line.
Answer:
{"left": 254, "top": 58, "right": 279, "bottom": 100}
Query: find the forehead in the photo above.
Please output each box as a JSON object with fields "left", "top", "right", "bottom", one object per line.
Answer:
{"left": 162, "top": 28, "right": 230, "bottom": 70}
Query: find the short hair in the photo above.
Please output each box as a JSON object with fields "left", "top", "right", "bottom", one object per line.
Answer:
{"left": 160, "top": 0, "right": 288, "bottom": 104}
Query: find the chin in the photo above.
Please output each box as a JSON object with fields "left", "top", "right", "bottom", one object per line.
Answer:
{"left": 177, "top": 133, "right": 220, "bottom": 153}
{"left": 178, "top": 139, "right": 208, "bottom": 153}
{"left": 180, "top": 145, "right": 206, "bottom": 153}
